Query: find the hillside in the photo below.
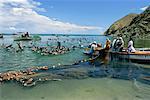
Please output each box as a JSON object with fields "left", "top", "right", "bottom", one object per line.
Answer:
{"left": 105, "top": 6, "right": 150, "bottom": 39}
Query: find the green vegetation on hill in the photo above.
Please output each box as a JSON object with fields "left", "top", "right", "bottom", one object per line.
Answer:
{"left": 105, "top": 6, "right": 150, "bottom": 39}
{"left": 104, "top": 13, "right": 138, "bottom": 36}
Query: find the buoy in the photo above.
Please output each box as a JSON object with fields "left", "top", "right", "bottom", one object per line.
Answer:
{"left": 52, "top": 65, "right": 56, "bottom": 68}
{"left": 24, "top": 83, "right": 27, "bottom": 86}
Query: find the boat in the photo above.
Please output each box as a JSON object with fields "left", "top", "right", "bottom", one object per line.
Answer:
{"left": 14, "top": 37, "right": 32, "bottom": 41}
{"left": 23, "top": 81, "right": 36, "bottom": 87}
{"left": 83, "top": 47, "right": 110, "bottom": 64}
{"left": 84, "top": 46, "right": 150, "bottom": 64}
{"left": 0, "top": 34, "right": 3, "bottom": 38}
{"left": 110, "top": 49, "right": 150, "bottom": 64}
{"left": 14, "top": 32, "right": 32, "bottom": 41}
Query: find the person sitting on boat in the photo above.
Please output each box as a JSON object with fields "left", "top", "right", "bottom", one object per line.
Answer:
{"left": 128, "top": 37, "right": 136, "bottom": 52}
{"left": 21, "top": 34, "right": 25, "bottom": 38}
{"left": 112, "top": 34, "right": 124, "bottom": 52}
{"left": 96, "top": 43, "right": 102, "bottom": 50}
{"left": 93, "top": 43, "right": 103, "bottom": 56}
{"left": 25, "top": 32, "right": 29, "bottom": 37}
{"left": 104, "top": 38, "right": 111, "bottom": 50}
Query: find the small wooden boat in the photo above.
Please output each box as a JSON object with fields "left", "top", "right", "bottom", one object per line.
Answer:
{"left": 14, "top": 32, "right": 32, "bottom": 41}
{"left": 110, "top": 49, "right": 150, "bottom": 64}
{"left": 14, "top": 37, "right": 32, "bottom": 41}
{"left": 23, "top": 81, "right": 36, "bottom": 87}
{"left": 0, "top": 34, "right": 3, "bottom": 38}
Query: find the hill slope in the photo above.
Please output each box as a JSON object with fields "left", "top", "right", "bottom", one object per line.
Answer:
{"left": 105, "top": 6, "right": 150, "bottom": 38}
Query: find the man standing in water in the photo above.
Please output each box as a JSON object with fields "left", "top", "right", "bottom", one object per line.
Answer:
{"left": 57, "top": 41, "right": 61, "bottom": 49}
{"left": 17, "top": 42, "right": 24, "bottom": 51}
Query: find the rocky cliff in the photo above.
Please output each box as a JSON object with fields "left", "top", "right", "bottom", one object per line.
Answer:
{"left": 105, "top": 6, "right": 150, "bottom": 39}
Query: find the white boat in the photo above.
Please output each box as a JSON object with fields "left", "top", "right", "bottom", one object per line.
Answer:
{"left": 110, "top": 49, "right": 150, "bottom": 64}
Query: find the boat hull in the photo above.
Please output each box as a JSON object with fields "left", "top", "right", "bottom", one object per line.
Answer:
{"left": 0, "top": 35, "right": 3, "bottom": 38}
{"left": 14, "top": 38, "right": 32, "bottom": 41}
{"left": 110, "top": 51, "right": 150, "bottom": 64}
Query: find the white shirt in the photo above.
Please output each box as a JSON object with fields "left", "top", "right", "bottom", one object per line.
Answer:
{"left": 112, "top": 39, "right": 117, "bottom": 48}
{"left": 91, "top": 44, "right": 97, "bottom": 48}
{"left": 128, "top": 40, "right": 136, "bottom": 52}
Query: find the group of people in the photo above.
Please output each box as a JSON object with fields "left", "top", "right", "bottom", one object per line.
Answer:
{"left": 88, "top": 38, "right": 111, "bottom": 56}
{"left": 88, "top": 41, "right": 102, "bottom": 56}
{"left": 31, "top": 45, "right": 70, "bottom": 56}
{"left": 87, "top": 34, "right": 136, "bottom": 57}
{"left": 21, "top": 32, "right": 30, "bottom": 38}
{"left": 1, "top": 41, "right": 24, "bottom": 52}
{"left": 112, "top": 34, "right": 136, "bottom": 52}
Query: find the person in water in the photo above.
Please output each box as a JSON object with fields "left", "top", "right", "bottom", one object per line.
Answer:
{"left": 128, "top": 37, "right": 136, "bottom": 52}
{"left": 17, "top": 42, "right": 24, "bottom": 50}
{"left": 57, "top": 41, "right": 61, "bottom": 49}
{"left": 5, "top": 44, "right": 13, "bottom": 49}
{"left": 112, "top": 34, "right": 124, "bottom": 52}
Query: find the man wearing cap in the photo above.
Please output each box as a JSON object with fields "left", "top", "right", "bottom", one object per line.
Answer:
{"left": 112, "top": 34, "right": 124, "bottom": 52}
{"left": 89, "top": 41, "right": 97, "bottom": 56}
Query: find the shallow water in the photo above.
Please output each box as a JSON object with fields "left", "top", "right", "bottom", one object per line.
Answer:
{"left": 0, "top": 35, "right": 150, "bottom": 100}
{"left": 0, "top": 78, "right": 150, "bottom": 100}
{"left": 0, "top": 35, "right": 107, "bottom": 72}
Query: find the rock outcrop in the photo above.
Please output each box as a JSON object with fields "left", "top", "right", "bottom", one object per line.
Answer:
{"left": 105, "top": 6, "right": 150, "bottom": 39}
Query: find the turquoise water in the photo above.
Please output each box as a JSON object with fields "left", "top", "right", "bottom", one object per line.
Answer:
{"left": 0, "top": 35, "right": 150, "bottom": 100}
{"left": 1, "top": 78, "right": 150, "bottom": 100}
{"left": 0, "top": 35, "right": 107, "bottom": 72}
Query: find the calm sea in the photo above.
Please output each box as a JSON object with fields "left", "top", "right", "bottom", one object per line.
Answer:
{"left": 0, "top": 34, "right": 149, "bottom": 100}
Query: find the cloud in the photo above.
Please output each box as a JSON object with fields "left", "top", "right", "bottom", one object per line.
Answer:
{"left": 0, "top": 0, "right": 103, "bottom": 34}
{"left": 9, "top": 26, "right": 16, "bottom": 30}
{"left": 140, "top": 6, "right": 149, "bottom": 11}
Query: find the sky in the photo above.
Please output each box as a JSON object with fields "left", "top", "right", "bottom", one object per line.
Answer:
{"left": 0, "top": 0, "right": 149, "bottom": 34}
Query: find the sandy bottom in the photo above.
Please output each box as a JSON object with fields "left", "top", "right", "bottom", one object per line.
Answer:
{"left": 0, "top": 78, "right": 150, "bottom": 100}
